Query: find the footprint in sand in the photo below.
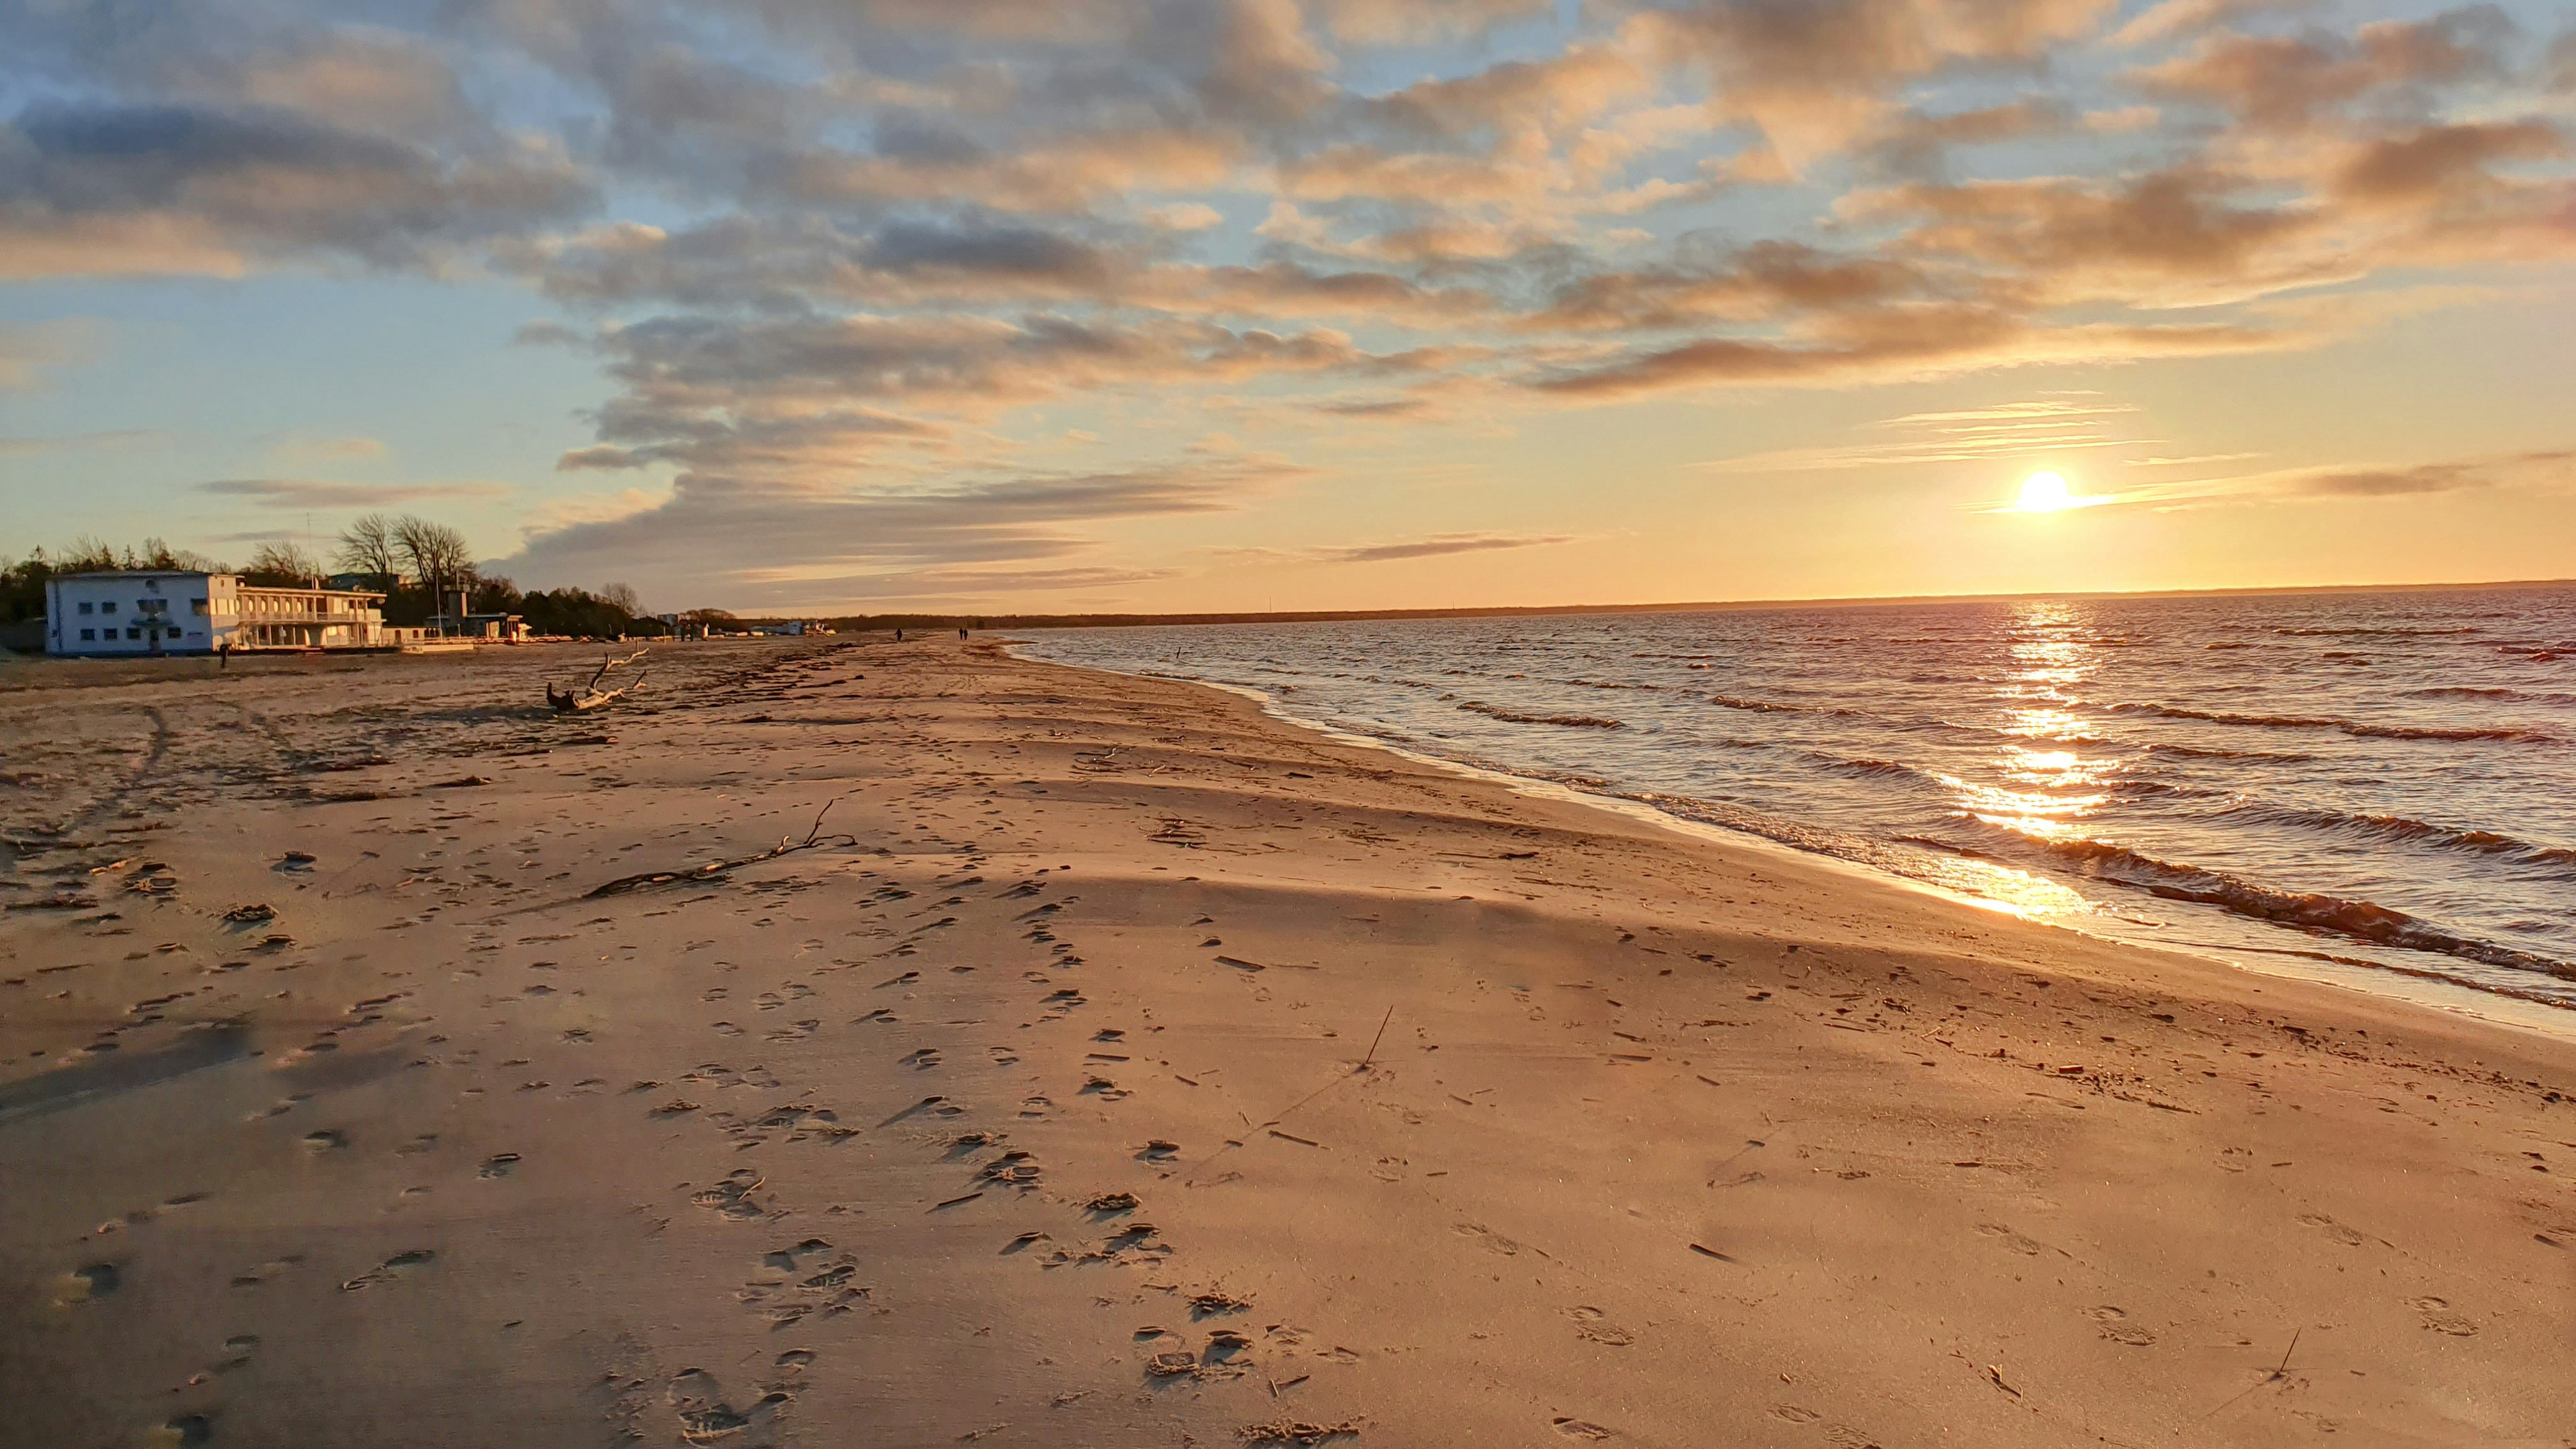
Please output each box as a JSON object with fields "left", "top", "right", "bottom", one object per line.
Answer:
{"left": 229, "top": 1255, "right": 302, "bottom": 1288}
{"left": 1563, "top": 1307, "right": 1634, "bottom": 1347}
{"left": 691, "top": 1169, "right": 770, "bottom": 1220}
{"left": 2088, "top": 1306, "right": 2155, "bottom": 1346}
{"left": 1768, "top": 1405, "right": 1821, "bottom": 1425}
{"left": 666, "top": 1367, "right": 792, "bottom": 1441}
{"left": 54, "top": 1262, "right": 120, "bottom": 1305}
{"left": 1552, "top": 1418, "right": 1614, "bottom": 1439}
{"left": 1453, "top": 1223, "right": 1522, "bottom": 1256}
{"left": 2298, "top": 1213, "right": 2371, "bottom": 1247}
{"left": 338, "top": 1248, "right": 436, "bottom": 1292}
{"left": 2412, "top": 1296, "right": 2480, "bottom": 1335}
{"left": 1975, "top": 1223, "right": 2044, "bottom": 1257}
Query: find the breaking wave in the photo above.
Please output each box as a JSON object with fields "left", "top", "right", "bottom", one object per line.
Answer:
{"left": 2222, "top": 802, "right": 2576, "bottom": 873}
{"left": 2103, "top": 702, "right": 2559, "bottom": 744}
{"left": 1455, "top": 700, "right": 1625, "bottom": 729}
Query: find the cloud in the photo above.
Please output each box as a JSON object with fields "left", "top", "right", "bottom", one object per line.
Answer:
{"left": 2327, "top": 120, "right": 2566, "bottom": 208}
{"left": 2132, "top": 12, "right": 2518, "bottom": 132}
{"left": 1215, "top": 531, "right": 1580, "bottom": 564}
{"left": 2056, "top": 447, "right": 2575, "bottom": 510}
{"left": 2107, "top": 0, "right": 2308, "bottom": 50}
{"left": 497, "top": 452, "right": 1310, "bottom": 602}
{"left": 0, "top": 427, "right": 165, "bottom": 457}
{"left": 1317, "top": 0, "right": 1552, "bottom": 46}
{"left": 1524, "top": 303, "right": 2285, "bottom": 397}
{"left": 1630, "top": 0, "right": 2117, "bottom": 164}
{"left": 547, "top": 309, "right": 1411, "bottom": 492}
{"left": 1856, "top": 98, "right": 2076, "bottom": 178}
{"left": 1842, "top": 167, "right": 2326, "bottom": 305}
{"left": 1695, "top": 395, "right": 2148, "bottom": 471}
{"left": 1146, "top": 203, "right": 1225, "bottom": 230}
{"left": 1528, "top": 240, "right": 1932, "bottom": 332}
{"left": 1319, "top": 532, "right": 1577, "bottom": 563}
{"left": 197, "top": 477, "right": 512, "bottom": 507}
{"left": 2292, "top": 457, "right": 2548, "bottom": 496}
{"left": 261, "top": 433, "right": 388, "bottom": 463}
{"left": 0, "top": 100, "right": 595, "bottom": 278}
{"left": 0, "top": 318, "right": 102, "bottom": 388}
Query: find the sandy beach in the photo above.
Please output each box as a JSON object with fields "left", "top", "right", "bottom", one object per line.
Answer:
{"left": 4, "top": 635, "right": 2572, "bottom": 1449}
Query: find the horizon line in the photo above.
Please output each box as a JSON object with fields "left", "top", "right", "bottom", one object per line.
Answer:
{"left": 782, "top": 574, "right": 2576, "bottom": 629}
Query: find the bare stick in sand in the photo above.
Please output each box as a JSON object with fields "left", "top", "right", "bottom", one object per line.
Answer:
{"left": 1359, "top": 1005, "right": 1395, "bottom": 1071}
{"left": 582, "top": 793, "right": 861, "bottom": 898}
{"left": 2206, "top": 1328, "right": 2303, "bottom": 1419}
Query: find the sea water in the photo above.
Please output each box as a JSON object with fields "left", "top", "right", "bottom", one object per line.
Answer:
{"left": 1015, "top": 585, "right": 2576, "bottom": 1011}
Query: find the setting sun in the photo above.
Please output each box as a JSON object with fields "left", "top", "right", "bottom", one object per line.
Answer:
{"left": 2017, "top": 471, "right": 2075, "bottom": 511}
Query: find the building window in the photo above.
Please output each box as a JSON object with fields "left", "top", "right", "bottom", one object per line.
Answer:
{"left": 126, "top": 627, "right": 141, "bottom": 640}
{"left": 79, "top": 628, "right": 95, "bottom": 641}
{"left": 101, "top": 601, "right": 117, "bottom": 615}
{"left": 192, "top": 599, "right": 208, "bottom": 615}
{"left": 79, "top": 601, "right": 94, "bottom": 615}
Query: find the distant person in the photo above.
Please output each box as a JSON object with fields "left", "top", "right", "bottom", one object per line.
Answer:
{"left": 895, "top": 628, "right": 904, "bottom": 641}
{"left": 218, "top": 640, "right": 230, "bottom": 670}
{"left": 957, "top": 627, "right": 968, "bottom": 639}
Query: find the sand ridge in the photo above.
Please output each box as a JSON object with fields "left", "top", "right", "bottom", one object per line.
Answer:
{"left": 3, "top": 636, "right": 2572, "bottom": 1447}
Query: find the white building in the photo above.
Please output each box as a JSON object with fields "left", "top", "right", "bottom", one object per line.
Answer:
{"left": 45, "top": 572, "right": 389, "bottom": 656}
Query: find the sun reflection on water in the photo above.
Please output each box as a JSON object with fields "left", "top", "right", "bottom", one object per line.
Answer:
{"left": 1962, "top": 603, "right": 2113, "bottom": 849}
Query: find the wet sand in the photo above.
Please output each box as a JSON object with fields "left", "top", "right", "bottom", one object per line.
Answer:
{"left": 3, "top": 636, "right": 2572, "bottom": 1448}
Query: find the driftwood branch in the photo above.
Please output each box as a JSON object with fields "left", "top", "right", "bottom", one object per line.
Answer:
{"left": 583, "top": 794, "right": 860, "bottom": 898}
{"left": 549, "top": 648, "right": 650, "bottom": 712}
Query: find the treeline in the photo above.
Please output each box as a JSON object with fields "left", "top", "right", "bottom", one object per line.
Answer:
{"left": 3, "top": 518, "right": 666, "bottom": 642}
{"left": 299, "top": 513, "right": 665, "bottom": 638}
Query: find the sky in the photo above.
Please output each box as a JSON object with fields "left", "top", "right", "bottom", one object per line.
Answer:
{"left": 3, "top": 0, "right": 2572, "bottom": 616}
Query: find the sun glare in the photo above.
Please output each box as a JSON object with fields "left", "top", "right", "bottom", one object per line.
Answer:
{"left": 2016, "top": 471, "right": 2075, "bottom": 512}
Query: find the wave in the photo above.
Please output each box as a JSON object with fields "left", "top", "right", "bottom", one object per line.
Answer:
{"left": 2221, "top": 802, "right": 2576, "bottom": 872}
{"left": 1455, "top": 700, "right": 1625, "bottom": 729}
{"left": 1710, "top": 694, "right": 1806, "bottom": 714}
{"left": 2277, "top": 626, "right": 2480, "bottom": 638}
{"left": 2143, "top": 741, "right": 2316, "bottom": 764}
{"left": 2103, "top": 702, "right": 2559, "bottom": 744}
{"left": 2401, "top": 686, "right": 2576, "bottom": 706}
{"left": 1796, "top": 753, "right": 1945, "bottom": 790}
{"left": 2022, "top": 834, "right": 2576, "bottom": 981}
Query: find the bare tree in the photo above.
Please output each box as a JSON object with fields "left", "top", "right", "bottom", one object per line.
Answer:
{"left": 245, "top": 541, "right": 323, "bottom": 583}
{"left": 598, "top": 581, "right": 642, "bottom": 617}
{"left": 134, "top": 537, "right": 219, "bottom": 572}
{"left": 335, "top": 513, "right": 401, "bottom": 579}
{"left": 393, "top": 516, "right": 476, "bottom": 611}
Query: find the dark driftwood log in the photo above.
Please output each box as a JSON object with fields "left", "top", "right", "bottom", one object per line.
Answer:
{"left": 549, "top": 648, "right": 649, "bottom": 712}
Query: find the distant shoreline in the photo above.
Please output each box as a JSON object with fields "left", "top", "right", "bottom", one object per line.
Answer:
{"left": 818, "top": 574, "right": 2576, "bottom": 632}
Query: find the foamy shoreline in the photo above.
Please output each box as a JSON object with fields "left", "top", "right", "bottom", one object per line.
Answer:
{"left": 1009, "top": 640, "right": 2576, "bottom": 1043}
